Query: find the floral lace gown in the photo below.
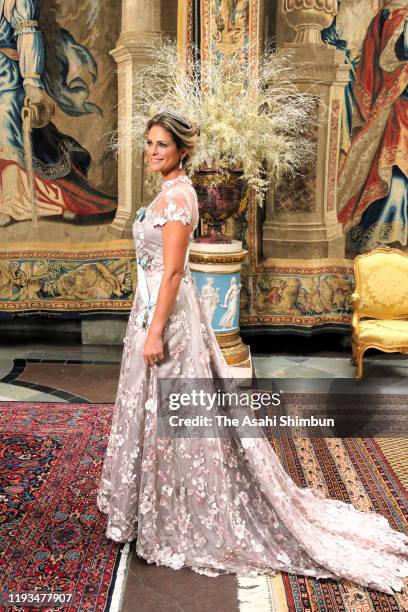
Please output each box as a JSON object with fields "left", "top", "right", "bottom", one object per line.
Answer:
{"left": 96, "top": 175, "right": 408, "bottom": 594}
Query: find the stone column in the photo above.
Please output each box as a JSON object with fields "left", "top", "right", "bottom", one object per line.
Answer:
{"left": 109, "top": 0, "right": 162, "bottom": 238}
{"left": 263, "top": 2, "right": 348, "bottom": 259}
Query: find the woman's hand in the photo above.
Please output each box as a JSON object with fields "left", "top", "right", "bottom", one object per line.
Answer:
{"left": 143, "top": 329, "right": 165, "bottom": 367}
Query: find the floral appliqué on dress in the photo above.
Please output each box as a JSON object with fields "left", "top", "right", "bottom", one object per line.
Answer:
{"left": 96, "top": 175, "right": 408, "bottom": 594}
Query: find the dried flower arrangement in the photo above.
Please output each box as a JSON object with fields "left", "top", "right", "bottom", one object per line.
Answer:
{"left": 114, "top": 40, "right": 316, "bottom": 205}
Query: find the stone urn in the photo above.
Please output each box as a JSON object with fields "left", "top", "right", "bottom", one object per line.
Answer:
{"left": 192, "top": 169, "right": 243, "bottom": 244}
{"left": 282, "top": 0, "right": 338, "bottom": 45}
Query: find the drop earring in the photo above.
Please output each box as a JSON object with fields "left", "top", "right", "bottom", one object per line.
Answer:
{"left": 179, "top": 157, "right": 184, "bottom": 170}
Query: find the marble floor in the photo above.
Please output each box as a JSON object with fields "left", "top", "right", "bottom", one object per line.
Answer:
{"left": 1, "top": 342, "right": 408, "bottom": 402}
{"left": 0, "top": 345, "right": 122, "bottom": 402}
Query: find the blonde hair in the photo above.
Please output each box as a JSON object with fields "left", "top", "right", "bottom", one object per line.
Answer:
{"left": 145, "top": 113, "right": 200, "bottom": 168}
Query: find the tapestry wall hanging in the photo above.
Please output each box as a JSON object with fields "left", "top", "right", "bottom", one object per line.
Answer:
{"left": 0, "top": 0, "right": 136, "bottom": 314}
{"left": 185, "top": 0, "right": 407, "bottom": 332}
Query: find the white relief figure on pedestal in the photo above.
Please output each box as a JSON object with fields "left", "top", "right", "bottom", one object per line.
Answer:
{"left": 219, "top": 275, "right": 241, "bottom": 329}
{"left": 200, "top": 277, "right": 220, "bottom": 324}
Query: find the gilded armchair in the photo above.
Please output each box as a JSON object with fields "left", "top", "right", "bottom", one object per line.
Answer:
{"left": 352, "top": 247, "right": 408, "bottom": 379}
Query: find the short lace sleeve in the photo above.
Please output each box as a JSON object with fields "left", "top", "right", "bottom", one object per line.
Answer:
{"left": 150, "top": 185, "right": 198, "bottom": 229}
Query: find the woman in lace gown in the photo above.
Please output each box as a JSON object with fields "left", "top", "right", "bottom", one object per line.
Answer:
{"left": 97, "top": 112, "right": 408, "bottom": 594}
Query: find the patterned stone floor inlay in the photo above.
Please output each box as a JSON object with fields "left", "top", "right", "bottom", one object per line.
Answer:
{"left": 0, "top": 355, "right": 121, "bottom": 403}
{"left": 0, "top": 345, "right": 408, "bottom": 402}
{"left": 18, "top": 361, "right": 120, "bottom": 403}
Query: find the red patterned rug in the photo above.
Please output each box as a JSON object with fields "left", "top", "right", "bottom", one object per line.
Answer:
{"left": 0, "top": 403, "right": 124, "bottom": 612}
{"left": 2, "top": 403, "right": 407, "bottom": 612}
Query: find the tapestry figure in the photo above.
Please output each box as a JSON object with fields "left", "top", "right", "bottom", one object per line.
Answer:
{"left": 0, "top": 0, "right": 116, "bottom": 226}
{"left": 337, "top": 1, "right": 408, "bottom": 252}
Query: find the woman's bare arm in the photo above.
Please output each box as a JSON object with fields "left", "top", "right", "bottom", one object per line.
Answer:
{"left": 143, "top": 221, "right": 191, "bottom": 365}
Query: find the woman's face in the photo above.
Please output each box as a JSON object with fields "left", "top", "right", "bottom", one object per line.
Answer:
{"left": 146, "top": 125, "right": 184, "bottom": 176}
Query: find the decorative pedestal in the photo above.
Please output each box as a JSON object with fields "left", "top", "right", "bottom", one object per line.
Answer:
{"left": 189, "top": 240, "right": 251, "bottom": 375}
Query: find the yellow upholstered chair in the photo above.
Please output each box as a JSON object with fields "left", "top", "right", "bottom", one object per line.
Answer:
{"left": 352, "top": 247, "right": 408, "bottom": 379}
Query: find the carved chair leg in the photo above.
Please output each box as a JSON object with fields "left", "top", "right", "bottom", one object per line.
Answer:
{"left": 351, "top": 338, "right": 357, "bottom": 365}
{"left": 356, "top": 348, "right": 364, "bottom": 380}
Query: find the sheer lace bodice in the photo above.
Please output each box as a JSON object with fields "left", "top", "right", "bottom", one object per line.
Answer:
{"left": 135, "top": 175, "right": 199, "bottom": 274}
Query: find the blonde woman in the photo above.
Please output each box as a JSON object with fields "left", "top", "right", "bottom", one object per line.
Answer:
{"left": 97, "top": 111, "right": 408, "bottom": 593}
